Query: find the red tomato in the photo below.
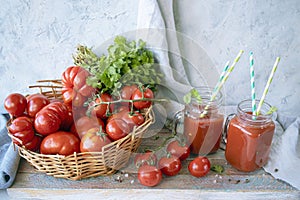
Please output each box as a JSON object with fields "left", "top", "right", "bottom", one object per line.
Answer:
{"left": 138, "top": 164, "right": 162, "bottom": 187}
{"left": 34, "top": 102, "right": 69, "bottom": 136}
{"left": 132, "top": 88, "right": 154, "bottom": 109}
{"left": 158, "top": 155, "right": 182, "bottom": 176}
{"left": 167, "top": 140, "right": 190, "bottom": 161}
{"left": 26, "top": 94, "right": 50, "bottom": 118}
{"left": 106, "top": 118, "right": 130, "bottom": 141}
{"left": 61, "top": 66, "right": 95, "bottom": 106}
{"left": 92, "top": 93, "right": 114, "bottom": 119}
{"left": 75, "top": 116, "right": 104, "bottom": 139}
{"left": 40, "top": 131, "right": 80, "bottom": 156}
{"left": 8, "top": 116, "right": 35, "bottom": 145}
{"left": 80, "top": 127, "right": 112, "bottom": 152}
{"left": 120, "top": 85, "right": 138, "bottom": 100}
{"left": 188, "top": 156, "right": 211, "bottom": 177}
{"left": 134, "top": 151, "right": 157, "bottom": 167}
{"left": 4, "top": 93, "right": 27, "bottom": 117}
{"left": 23, "top": 135, "right": 42, "bottom": 152}
{"left": 120, "top": 84, "right": 138, "bottom": 107}
{"left": 122, "top": 111, "right": 145, "bottom": 128}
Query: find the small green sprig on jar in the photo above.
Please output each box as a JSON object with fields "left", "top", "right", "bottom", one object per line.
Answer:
{"left": 73, "top": 36, "right": 163, "bottom": 96}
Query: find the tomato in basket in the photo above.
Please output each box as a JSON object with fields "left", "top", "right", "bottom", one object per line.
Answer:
{"left": 26, "top": 93, "right": 50, "bottom": 118}
{"left": 34, "top": 102, "right": 70, "bottom": 136}
{"left": 40, "top": 131, "right": 80, "bottom": 156}
{"left": 8, "top": 116, "right": 35, "bottom": 145}
{"left": 61, "top": 66, "right": 95, "bottom": 107}
{"left": 4, "top": 93, "right": 27, "bottom": 117}
{"left": 132, "top": 87, "right": 154, "bottom": 109}
{"left": 80, "top": 127, "right": 112, "bottom": 152}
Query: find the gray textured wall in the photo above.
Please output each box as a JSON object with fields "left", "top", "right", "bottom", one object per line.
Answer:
{"left": 1, "top": 0, "right": 299, "bottom": 117}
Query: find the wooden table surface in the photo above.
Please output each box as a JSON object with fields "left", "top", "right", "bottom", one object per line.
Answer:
{"left": 7, "top": 129, "right": 300, "bottom": 200}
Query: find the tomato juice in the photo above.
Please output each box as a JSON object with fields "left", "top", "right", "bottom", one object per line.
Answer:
{"left": 224, "top": 100, "right": 275, "bottom": 172}
{"left": 184, "top": 112, "right": 224, "bottom": 155}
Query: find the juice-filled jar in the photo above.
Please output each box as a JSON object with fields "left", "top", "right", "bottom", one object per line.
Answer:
{"left": 174, "top": 87, "right": 224, "bottom": 155}
{"left": 224, "top": 100, "right": 275, "bottom": 172}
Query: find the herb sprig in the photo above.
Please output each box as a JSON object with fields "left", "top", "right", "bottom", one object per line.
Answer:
{"left": 73, "top": 36, "right": 163, "bottom": 95}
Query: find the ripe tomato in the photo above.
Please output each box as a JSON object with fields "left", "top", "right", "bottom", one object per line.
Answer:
{"left": 24, "top": 135, "right": 42, "bottom": 152}
{"left": 167, "top": 140, "right": 190, "bottom": 161}
{"left": 80, "top": 127, "right": 112, "bottom": 152}
{"left": 106, "top": 118, "right": 130, "bottom": 141}
{"left": 120, "top": 85, "right": 138, "bottom": 100}
{"left": 122, "top": 111, "right": 145, "bottom": 128}
{"left": 61, "top": 66, "right": 95, "bottom": 106}
{"left": 92, "top": 93, "right": 114, "bottom": 119}
{"left": 138, "top": 164, "right": 162, "bottom": 187}
{"left": 8, "top": 116, "right": 35, "bottom": 145}
{"left": 40, "top": 131, "right": 80, "bottom": 156}
{"left": 34, "top": 102, "right": 69, "bottom": 136}
{"left": 74, "top": 116, "right": 105, "bottom": 139}
{"left": 132, "top": 88, "right": 154, "bottom": 109}
{"left": 158, "top": 155, "right": 182, "bottom": 176}
{"left": 188, "top": 156, "right": 211, "bottom": 178}
{"left": 26, "top": 94, "right": 50, "bottom": 118}
{"left": 120, "top": 84, "right": 138, "bottom": 107}
{"left": 4, "top": 93, "right": 27, "bottom": 117}
{"left": 134, "top": 151, "right": 157, "bottom": 167}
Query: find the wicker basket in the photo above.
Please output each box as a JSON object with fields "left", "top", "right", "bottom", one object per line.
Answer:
{"left": 8, "top": 80, "right": 155, "bottom": 180}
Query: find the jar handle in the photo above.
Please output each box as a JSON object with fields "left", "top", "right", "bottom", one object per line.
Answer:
{"left": 172, "top": 110, "right": 183, "bottom": 135}
{"left": 221, "top": 113, "right": 236, "bottom": 148}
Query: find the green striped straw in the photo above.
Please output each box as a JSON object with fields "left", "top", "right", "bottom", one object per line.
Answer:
{"left": 213, "top": 61, "right": 230, "bottom": 94}
{"left": 256, "top": 57, "right": 280, "bottom": 116}
{"left": 200, "top": 50, "right": 244, "bottom": 117}
{"left": 249, "top": 52, "right": 257, "bottom": 117}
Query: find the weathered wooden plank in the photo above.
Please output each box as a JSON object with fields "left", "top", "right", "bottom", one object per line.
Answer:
{"left": 7, "top": 188, "right": 300, "bottom": 200}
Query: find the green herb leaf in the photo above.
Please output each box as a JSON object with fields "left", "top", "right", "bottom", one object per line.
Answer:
{"left": 73, "top": 36, "right": 162, "bottom": 94}
{"left": 183, "top": 88, "right": 202, "bottom": 104}
{"left": 211, "top": 164, "right": 224, "bottom": 174}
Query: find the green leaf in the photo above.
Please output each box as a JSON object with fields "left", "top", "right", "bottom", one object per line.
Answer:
{"left": 210, "top": 164, "right": 224, "bottom": 174}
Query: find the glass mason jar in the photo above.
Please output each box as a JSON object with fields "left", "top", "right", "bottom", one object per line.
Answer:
{"left": 224, "top": 99, "right": 275, "bottom": 172}
{"left": 173, "top": 87, "right": 224, "bottom": 155}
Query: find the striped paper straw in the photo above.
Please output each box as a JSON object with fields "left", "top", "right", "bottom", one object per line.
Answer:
{"left": 200, "top": 50, "right": 244, "bottom": 117}
{"left": 249, "top": 52, "right": 257, "bottom": 117}
{"left": 213, "top": 61, "right": 230, "bottom": 94}
{"left": 256, "top": 57, "right": 280, "bottom": 116}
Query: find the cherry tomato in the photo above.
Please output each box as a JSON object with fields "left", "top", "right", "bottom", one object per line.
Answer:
{"left": 134, "top": 151, "right": 157, "bottom": 167}
{"left": 167, "top": 140, "right": 190, "bottom": 161}
{"left": 80, "top": 127, "right": 112, "bottom": 152}
{"left": 8, "top": 116, "right": 35, "bottom": 145}
{"left": 138, "top": 164, "right": 162, "bottom": 187}
{"left": 4, "top": 93, "right": 27, "bottom": 117}
{"left": 132, "top": 88, "right": 154, "bottom": 109}
{"left": 40, "top": 131, "right": 80, "bottom": 156}
{"left": 92, "top": 93, "right": 114, "bottom": 119}
{"left": 26, "top": 94, "right": 50, "bottom": 118}
{"left": 158, "top": 155, "right": 182, "bottom": 176}
{"left": 120, "top": 85, "right": 138, "bottom": 100}
{"left": 122, "top": 111, "right": 145, "bottom": 128}
{"left": 106, "top": 118, "right": 130, "bottom": 141}
{"left": 120, "top": 84, "right": 138, "bottom": 107}
{"left": 188, "top": 156, "right": 211, "bottom": 177}
{"left": 74, "top": 116, "right": 104, "bottom": 139}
